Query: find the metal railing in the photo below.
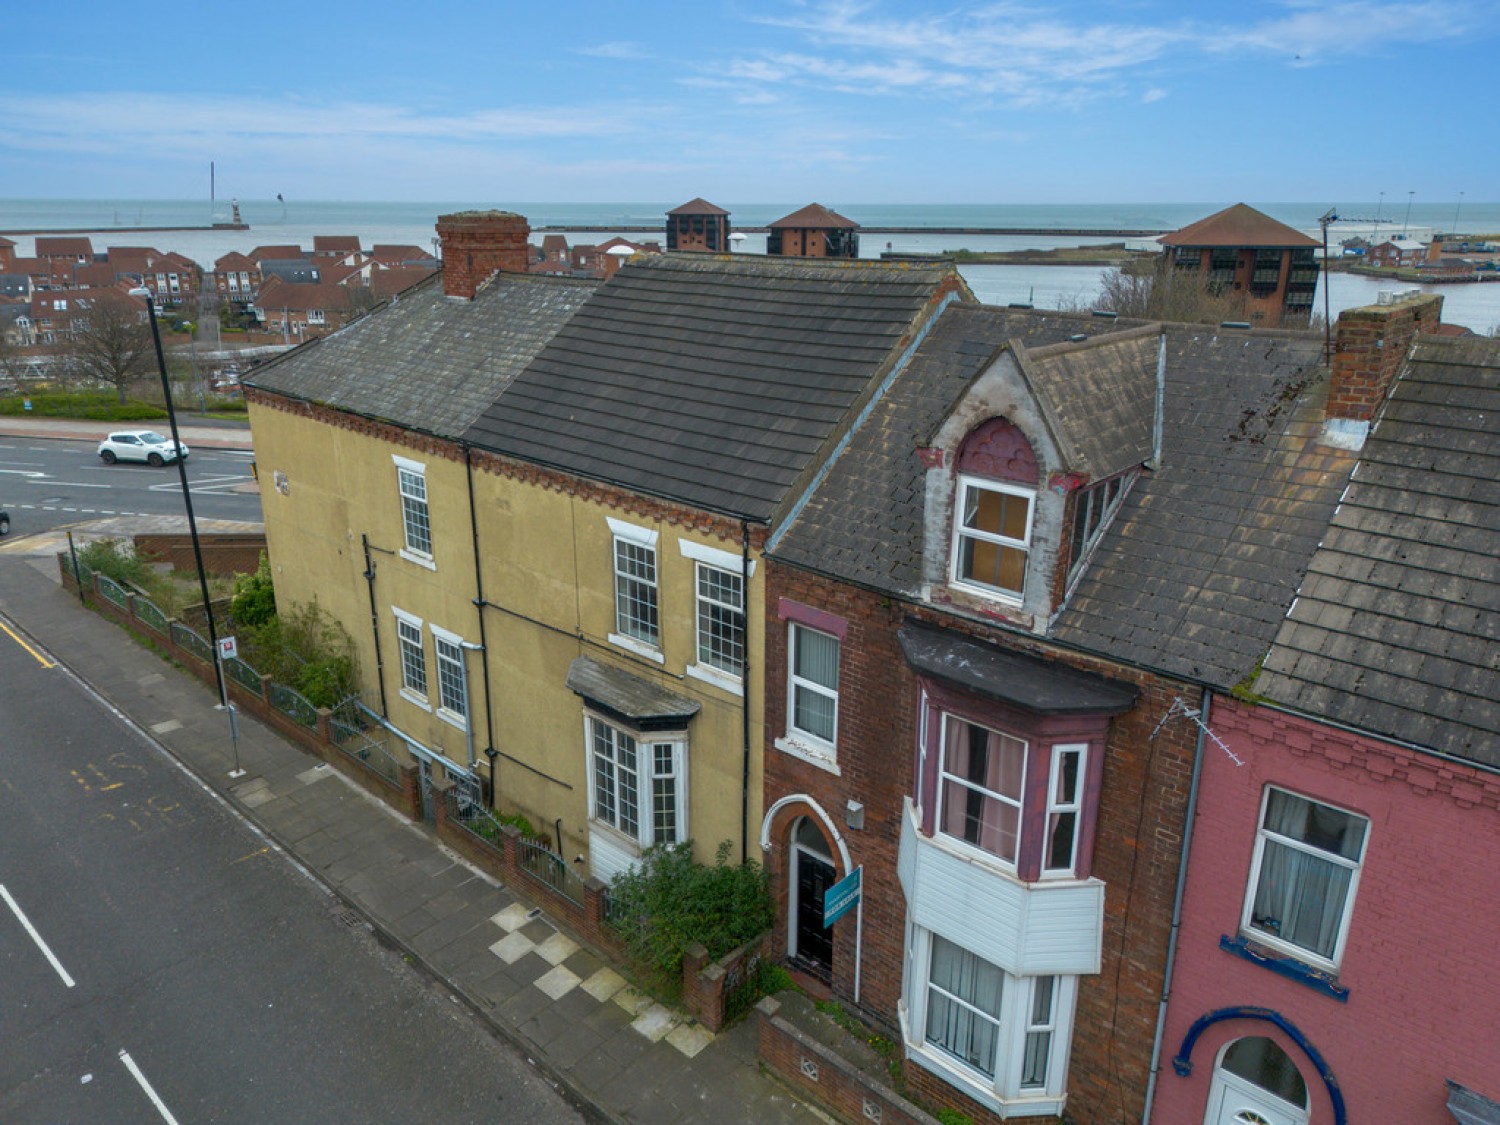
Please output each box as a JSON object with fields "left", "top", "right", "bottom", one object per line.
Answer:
{"left": 327, "top": 697, "right": 401, "bottom": 785}
{"left": 133, "top": 595, "right": 168, "bottom": 634}
{"left": 96, "top": 573, "right": 129, "bottom": 609}
{"left": 517, "top": 834, "right": 585, "bottom": 907}
{"left": 170, "top": 621, "right": 213, "bottom": 663}
{"left": 224, "top": 654, "right": 262, "bottom": 694}
{"left": 268, "top": 682, "right": 318, "bottom": 729}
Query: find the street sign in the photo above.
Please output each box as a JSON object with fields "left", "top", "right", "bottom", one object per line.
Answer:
{"left": 823, "top": 865, "right": 862, "bottom": 928}
{"left": 217, "top": 636, "right": 238, "bottom": 661}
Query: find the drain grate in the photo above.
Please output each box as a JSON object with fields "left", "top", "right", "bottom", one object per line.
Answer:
{"left": 332, "top": 907, "right": 368, "bottom": 930}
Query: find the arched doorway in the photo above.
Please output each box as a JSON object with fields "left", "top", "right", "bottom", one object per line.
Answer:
{"left": 1205, "top": 1036, "right": 1310, "bottom": 1125}
{"left": 788, "top": 816, "right": 836, "bottom": 980}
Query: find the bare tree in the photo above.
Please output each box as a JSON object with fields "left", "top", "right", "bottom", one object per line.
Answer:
{"left": 66, "top": 295, "right": 155, "bottom": 404}
{"left": 1090, "top": 265, "right": 1243, "bottom": 325}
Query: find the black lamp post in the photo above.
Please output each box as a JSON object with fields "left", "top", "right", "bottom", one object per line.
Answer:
{"left": 131, "top": 287, "right": 225, "bottom": 703}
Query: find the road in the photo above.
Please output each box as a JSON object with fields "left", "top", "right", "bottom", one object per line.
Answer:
{"left": 0, "top": 436, "right": 262, "bottom": 535}
{"left": 0, "top": 621, "right": 585, "bottom": 1124}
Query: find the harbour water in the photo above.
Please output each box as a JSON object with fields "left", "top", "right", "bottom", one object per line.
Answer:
{"left": 3, "top": 198, "right": 1498, "bottom": 333}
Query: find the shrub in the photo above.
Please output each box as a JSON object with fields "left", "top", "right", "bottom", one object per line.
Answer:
{"left": 608, "top": 841, "right": 773, "bottom": 1000}
{"left": 75, "top": 538, "right": 149, "bottom": 587}
{"left": 239, "top": 599, "right": 357, "bottom": 708}
{"left": 230, "top": 554, "right": 277, "bottom": 627}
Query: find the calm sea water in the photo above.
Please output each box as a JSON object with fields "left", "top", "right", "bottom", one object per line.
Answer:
{"left": 4, "top": 198, "right": 1498, "bottom": 333}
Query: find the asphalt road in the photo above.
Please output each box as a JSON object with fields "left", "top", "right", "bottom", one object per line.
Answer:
{"left": 0, "top": 436, "right": 263, "bottom": 535}
{"left": 0, "top": 624, "right": 585, "bottom": 1124}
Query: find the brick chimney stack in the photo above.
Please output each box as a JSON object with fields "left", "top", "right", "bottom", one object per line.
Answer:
{"left": 435, "top": 210, "right": 531, "bottom": 300}
{"left": 1322, "top": 290, "right": 1443, "bottom": 449}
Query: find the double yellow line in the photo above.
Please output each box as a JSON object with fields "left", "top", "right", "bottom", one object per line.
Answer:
{"left": 0, "top": 617, "right": 55, "bottom": 668}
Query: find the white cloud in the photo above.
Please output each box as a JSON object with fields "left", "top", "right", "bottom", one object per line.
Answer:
{"left": 577, "top": 41, "right": 651, "bottom": 60}
{"left": 1141, "top": 87, "right": 1168, "bottom": 104}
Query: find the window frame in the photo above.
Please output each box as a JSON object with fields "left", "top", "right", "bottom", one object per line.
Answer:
{"left": 1041, "top": 744, "right": 1087, "bottom": 879}
{"left": 393, "top": 608, "right": 429, "bottom": 707}
{"left": 694, "top": 561, "right": 745, "bottom": 677}
{"left": 430, "top": 625, "right": 468, "bottom": 730}
{"left": 950, "top": 474, "right": 1035, "bottom": 604}
{"left": 585, "top": 714, "right": 686, "bottom": 852}
{"left": 393, "top": 454, "right": 434, "bottom": 567}
{"left": 785, "top": 622, "right": 840, "bottom": 761}
{"left": 680, "top": 539, "right": 754, "bottom": 694}
{"left": 607, "top": 518, "right": 661, "bottom": 661}
{"left": 1240, "top": 786, "right": 1368, "bottom": 971}
{"left": 935, "top": 713, "right": 1027, "bottom": 870}
{"left": 906, "top": 926, "right": 1075, "bottom": 1111}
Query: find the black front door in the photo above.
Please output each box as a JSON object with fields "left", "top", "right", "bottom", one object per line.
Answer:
{"left": 793, "top": 848, "right": 836, "bottom": 978}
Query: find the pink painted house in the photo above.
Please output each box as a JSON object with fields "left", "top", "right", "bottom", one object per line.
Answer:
{"left": 1149, "top": 327, "right": 1500, "bottom": 1125}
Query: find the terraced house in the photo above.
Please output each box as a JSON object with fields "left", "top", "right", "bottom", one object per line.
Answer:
{"left": 245, "top": 209, "right": 967, "bottom": 882}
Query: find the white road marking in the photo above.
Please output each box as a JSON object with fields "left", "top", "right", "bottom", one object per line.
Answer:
{"left": 118, "top": 1049, "right": 181, "bottom": 1125}
{"left": 27, "top": 479, "right": 110, "bottom": 488}
{"left": 0, "top": 883, "right": 76, "bottom": 987}
{"left": 0, "top": 469, "right": 47, "bottom": 478}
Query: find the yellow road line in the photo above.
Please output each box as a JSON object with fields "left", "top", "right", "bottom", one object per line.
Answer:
{"left": 230, "top": 846, "right": 271, "bottom": 865}
{"left": 0, "top": 618, "right": 55, "bottom": 668}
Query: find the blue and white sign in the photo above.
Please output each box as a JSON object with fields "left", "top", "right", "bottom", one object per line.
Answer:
{"left": 823, "top": 866, "right": 862, "bottom": 928}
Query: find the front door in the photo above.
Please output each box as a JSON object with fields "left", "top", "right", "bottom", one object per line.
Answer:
{"left": 790, "top": 817, "right": 835, "bottom": 979}
{"left": 1205, "top": 1037, "right": 1309, "bottom": 1125}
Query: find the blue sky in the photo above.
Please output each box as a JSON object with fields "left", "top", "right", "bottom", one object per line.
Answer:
{"left": 3, "top": 1, "right": 1495, "bottom": 203}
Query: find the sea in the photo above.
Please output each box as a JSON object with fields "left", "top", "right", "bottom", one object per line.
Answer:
{"left": 4, "top": 198, "right": 1499, "bottom": 333}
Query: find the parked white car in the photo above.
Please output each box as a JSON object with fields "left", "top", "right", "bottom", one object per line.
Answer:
{"left": 97, "top": 430, "right": 189, "bottom": 466}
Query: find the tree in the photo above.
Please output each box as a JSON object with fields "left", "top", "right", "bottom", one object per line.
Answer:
{"left": 66, "top": 294, "right": 155, "bottom": 404}
{"left": 1089, "top": 264, "right": 1242, "bottom": 325}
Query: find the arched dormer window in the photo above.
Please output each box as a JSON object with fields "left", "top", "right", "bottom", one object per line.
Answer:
{"left": 950, "top": 419, "right": 1039, "bottom": 604}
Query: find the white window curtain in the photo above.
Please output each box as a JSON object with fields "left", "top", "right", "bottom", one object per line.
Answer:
{"left": 791, "top": 626, "right": 839, "bottom": 742}
{"left": 1251, "top": 790, "right": 1364, "bottom": 960}
{"left": 940, "top": 719, "right": 1024, "bottom": 862}
{"left": 925, "top": 935, "right": 1004, "bottom": 1078}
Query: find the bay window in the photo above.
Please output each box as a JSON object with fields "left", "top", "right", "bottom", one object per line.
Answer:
{"left": 939, "top": 716, "right": 1025, "bottom": 865}
{"left": 587, "top": 716, "right": 685, "bottom": 851}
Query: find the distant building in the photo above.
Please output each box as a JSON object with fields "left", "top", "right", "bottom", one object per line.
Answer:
{"left": 766, "top": 203, "right": 860, "bottom": 259}
{"left": 1367, "top": 239, "right": 1427, "bottom": 269}
{"left": 665, "top": 198, "right": 731, "bottom": 252}
{"left": 1158, "top": 203, "right": 1320, "bottom": 326}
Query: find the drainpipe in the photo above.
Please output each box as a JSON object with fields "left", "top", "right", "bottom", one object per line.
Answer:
{"left": 740, "top": 517, "right": 752, "bottom": 865}
{"left": 464, "top": 446, "right": 498, "bottom": 791}
{"left": 361, "top": 533, "right": 389, "bottom": 717}
{"left": 1141, "top": 686, "right": 1210, "bottom": 1124}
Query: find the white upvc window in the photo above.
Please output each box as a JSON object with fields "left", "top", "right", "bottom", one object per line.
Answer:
{"left": 1242, "top": 787, "right": 1367, "bottom": 970}
{"left": 906, "top": 928, "right": 1075, "bottom": 1113}
{"left": 431, "top": 626, "right": 468, "bottom": 729}
{"left": 937, "top": 714, "right": 1026, "bottom": 868}
{"left": 393, "top": 608, "right": 428, "bottom": 706}
{"left": 695, "top": 562, "right": 744, "bottom": 676}
{"left": 586, "top": 716, "right": 686, "bottom": 850}
{"left": 788, "top": 622, "right": 839, "bottom": 751}
{"left": 1042, "top": 745, "right": 1087, "bottom": 877}
{"left": 393, "top": 454, "right": 433, "bottom": 564}
{"left": 951, "top": 476, "right": 1034, "bottom": 602}
{"left": 607, "top": 518, "right": 661, "bottom": 659}
{"left": 307, "top": 308, "right": 325, "bottom": 325}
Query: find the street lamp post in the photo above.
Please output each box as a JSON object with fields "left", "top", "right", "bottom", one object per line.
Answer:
{"left": 1402, "top": 191, "right": 1415, "bottom": 238}
{"left": 131, "top": 288, "right": 235, "bottom": 745}
{"left": 182, "top": 320, "right": 205, "bottom": 411}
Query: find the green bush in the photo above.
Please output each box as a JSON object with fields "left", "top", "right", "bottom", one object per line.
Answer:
{"left": 0, "top": 391, "right": 165, "bottom": 421}
{"left": 238, "top": 599, "right": 357, "bottom": 708}
{"left": 608, "top": 841, "right": 773, "bottom": 1000}
{"left": 75, "top": 538, "right": 149, "bottom": 587}
{"left": 230, "top": 554, "right": 277, "bottom": 627}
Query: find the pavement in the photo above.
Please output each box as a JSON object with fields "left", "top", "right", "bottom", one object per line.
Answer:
{"left": 0, "top": 414, "right": 827, "bottom": 1124}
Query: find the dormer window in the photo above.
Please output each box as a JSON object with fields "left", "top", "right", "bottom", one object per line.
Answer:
{"left": 952, "top": 477, "right": 1033, "bottom": 600}
{"left": 1067, "top": 474, "right": 1128, "bottom": 581}
{"left": 947, "top": 418, "right": 1040, "bottom": 606}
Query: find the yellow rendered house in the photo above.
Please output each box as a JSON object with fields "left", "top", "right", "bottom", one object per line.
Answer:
{"left": 246, "top": 210, "right": 965, "bottom": 880}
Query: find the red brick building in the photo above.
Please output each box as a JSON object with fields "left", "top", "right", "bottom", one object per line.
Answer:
{"left": 762, "top": 305, "right": 1356, "bottom": 1122}
{"left": 1157, "top": 204, "right": 1320, "bottom": 326}
{"left": 767, "top": 202, "right": 859, "bottom": 258}
{"left": 665, "top": 197, "right": 731, "bottom": 252}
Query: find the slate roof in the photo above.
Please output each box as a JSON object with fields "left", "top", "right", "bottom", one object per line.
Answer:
{"left": 1160, "top": 203, "right": 1319, "bottom": 249}
{"left": 1256, "top": 336, "right": 1500, "bottom": 766}
{"left": 772, "top": 305, "right": 1345, "bottom": 690}
{"left": 770, "top": 203, "right": 858, "bottom": 230}
{"left": 246, "top": 271, "right": 598, "bottom": 438}
{"left": 464, "top": 253, "right": 956, "bottom": 522}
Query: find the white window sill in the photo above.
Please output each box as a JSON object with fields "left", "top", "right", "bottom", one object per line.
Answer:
{"left": 686, "top": 662, "right": 744, "bottom": 697}
{"left": 775, "top": 735, "right": 841, "bottom": 776}
{"left": 436, "top": 708, "right": 468, "bottom": 733}
{"left": 398, "top": 687, "right": 431, "bottom": 711}
{"left": 399, "top": 548, "right": 437, "bottom": 571}
{"left": 608, "top": 633, "right": 665, "bottom": 663}
{"left": 950, "top": 577, "right": 1024, "bottom": 606}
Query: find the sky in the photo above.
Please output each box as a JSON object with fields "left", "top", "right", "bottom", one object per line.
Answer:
{"left": 3, "top": 1, "right": 1496, "bottom": 204}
